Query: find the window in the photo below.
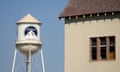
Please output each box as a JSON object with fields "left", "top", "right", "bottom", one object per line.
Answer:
{"left": 90, "top": 36, "right": 115, "bottom": 61}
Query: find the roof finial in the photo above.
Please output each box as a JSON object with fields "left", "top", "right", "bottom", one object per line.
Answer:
{"left": 27, "top": 12, "right": 31, "bottom": 16}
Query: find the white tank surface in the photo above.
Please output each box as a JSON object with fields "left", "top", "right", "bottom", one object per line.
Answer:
{"left": 16, "top": 13, "right": 42, "bottom": 56}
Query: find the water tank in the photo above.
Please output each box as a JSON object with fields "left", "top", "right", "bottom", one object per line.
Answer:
{"left": 16, "top": 14, "right": 42, "bottom": 56}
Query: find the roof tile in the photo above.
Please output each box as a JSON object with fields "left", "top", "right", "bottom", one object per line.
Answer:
{"left": 59, "top": 0, "right": 120, "bottom": 18}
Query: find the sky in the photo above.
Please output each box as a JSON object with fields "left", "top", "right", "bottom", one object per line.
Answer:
{"left": 0, "top": 0, "right": 69, "bottom": 72}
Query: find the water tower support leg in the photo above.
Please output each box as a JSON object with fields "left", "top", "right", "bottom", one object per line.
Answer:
{"left": 12, "top": 48, "right": 17, "bottom": 72}
{"left": 26, "top": 49, "right": 31, "bottom": 72}
{"left": 40, "top": 49, "right": 45, "bottom": 72}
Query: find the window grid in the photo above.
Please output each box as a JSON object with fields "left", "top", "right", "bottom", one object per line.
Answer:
{"left": 90, "top": 36, "right": 115, "bottom": 61}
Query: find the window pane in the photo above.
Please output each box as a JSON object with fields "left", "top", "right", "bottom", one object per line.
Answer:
{"left": 100, "top": 37, "right": 106, "bottom": 47}
{"left": 92, "top": 47, "right": 97, "bottom": 60}
{"left": 110, "top": 36, "right": 115, "bottom": 47}
{"left": 101, "top": 47, "right": 106, "bottom": 59}
{"left": 100, "top": 37, "right": 107, "bottom": 59}
{"left": 91, "top": 38, "right": 97, "bottom": 60}
{"left": 91, "top": 38, "right": 97, "bottom": 48}
{"left": 109, "top": 36, "right": 115, "bottom": 59}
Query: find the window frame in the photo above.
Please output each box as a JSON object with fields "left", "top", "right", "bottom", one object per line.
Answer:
{"left": 90, "top": 36, "right": 116, "bottom": 62}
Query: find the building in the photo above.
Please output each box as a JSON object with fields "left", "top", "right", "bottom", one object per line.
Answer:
{"left": 59, "top": 0, "right": 120, "bottom": 72}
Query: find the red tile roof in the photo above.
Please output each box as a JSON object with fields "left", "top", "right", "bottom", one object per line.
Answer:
{"left": 59, "top": 0, "right": 120, "bottom": 18}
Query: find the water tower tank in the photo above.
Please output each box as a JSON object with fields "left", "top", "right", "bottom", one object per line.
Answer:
{"left": 16, "top": 13, "right": 42, "bottom": 56}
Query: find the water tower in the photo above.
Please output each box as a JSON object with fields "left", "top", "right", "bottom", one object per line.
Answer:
{"left": 12, "top": 13, "right": 45, "bottom": 72}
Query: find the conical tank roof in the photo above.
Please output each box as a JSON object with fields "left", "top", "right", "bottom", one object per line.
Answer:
{"left": 17, "top": 13, "right": 41, "bottom": 24}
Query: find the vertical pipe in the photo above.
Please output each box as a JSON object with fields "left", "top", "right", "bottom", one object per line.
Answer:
{"left": 40, "top": 49, "right": 45, "bottom": 72}
{"left": 12, "top": 48, "right": 17, "bottom": 72}
{"left": 26, "top": 49, "right": 31, "bottom": 72}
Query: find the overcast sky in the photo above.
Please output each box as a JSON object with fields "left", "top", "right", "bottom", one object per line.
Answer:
{"left": 0, "top": 0, "right": 69, "bottom": 72}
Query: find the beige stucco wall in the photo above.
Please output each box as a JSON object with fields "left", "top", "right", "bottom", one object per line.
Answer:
{"left": 64, "top": 16, "right": 120, "bottom": 72}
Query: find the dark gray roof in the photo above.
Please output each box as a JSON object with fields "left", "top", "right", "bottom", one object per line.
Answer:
{"left": 59, "top": 0, "right": 120, "bottom": 18}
